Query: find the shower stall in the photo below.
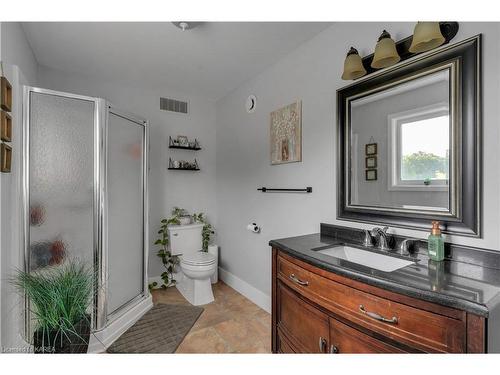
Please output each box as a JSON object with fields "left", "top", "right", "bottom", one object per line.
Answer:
{"left": 22, "top": 86, "right": 151, "bottom": 351}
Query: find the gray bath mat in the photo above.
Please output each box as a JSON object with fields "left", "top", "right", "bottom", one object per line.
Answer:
{"left": 107, "top": 303, "right": 204, "bottom": 353}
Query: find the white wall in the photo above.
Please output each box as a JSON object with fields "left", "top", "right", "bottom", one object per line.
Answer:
{"left": 37, "top": 66, "right": 217, "bottom": 278}
{"left": 0, "top": 22, "right": 37, "bottom": 350}
{"left": 1, "top": 23, "right": 38, "bottom": 85}
{"left": 215, "top": 22, "right": 500, "bottom": 298}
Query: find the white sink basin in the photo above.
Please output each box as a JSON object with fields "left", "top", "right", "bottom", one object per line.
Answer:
{"left": 317, "top": 246, "right": 415, "bottom": 272}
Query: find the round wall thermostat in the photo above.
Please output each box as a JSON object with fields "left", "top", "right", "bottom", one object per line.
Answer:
{"left": 245, "top": 95, "right": 257, "bottom": 113}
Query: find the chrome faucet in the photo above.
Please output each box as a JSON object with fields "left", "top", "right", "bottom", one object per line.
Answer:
{"left": 362, "top": 229, "right": 374, "bottom": 247}
{"left": 399, "top": 238, "right": 418, "bottom": 256}
{"left": 371, "top": 226, "right": 391, "bottom": 251}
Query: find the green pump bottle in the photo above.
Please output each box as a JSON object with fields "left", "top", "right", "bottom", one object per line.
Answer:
{"left": 428, "top": 221, "right": 445, "bottom": 261}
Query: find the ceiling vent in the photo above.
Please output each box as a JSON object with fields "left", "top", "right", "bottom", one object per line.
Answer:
{"left": 160, "top": 97, "right": 188, "bottom": 114}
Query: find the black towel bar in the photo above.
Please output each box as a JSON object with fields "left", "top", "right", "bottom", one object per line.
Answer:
{"left": 257, "top": 187, "right": 312, "bottom": 193}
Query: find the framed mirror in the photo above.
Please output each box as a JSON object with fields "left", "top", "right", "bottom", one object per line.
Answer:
{"left": 337, "top": 35, "right": 481, "bottom": 236}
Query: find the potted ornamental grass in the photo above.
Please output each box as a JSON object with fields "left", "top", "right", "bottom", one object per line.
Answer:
{"left": 11, "top": 259, "right": 94, "bottom": 353}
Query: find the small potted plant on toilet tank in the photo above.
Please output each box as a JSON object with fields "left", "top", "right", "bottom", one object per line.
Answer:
{"left": 172, "top": 207, "right": 192, "bottom": 225}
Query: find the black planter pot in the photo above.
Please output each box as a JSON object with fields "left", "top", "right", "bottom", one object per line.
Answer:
{"left": 33, "top": 316, "right": 91, "bottom": 354}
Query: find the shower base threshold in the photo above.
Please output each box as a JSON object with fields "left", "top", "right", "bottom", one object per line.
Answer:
{"left": 88, "top": 294, "right": 153, "bottom": 353}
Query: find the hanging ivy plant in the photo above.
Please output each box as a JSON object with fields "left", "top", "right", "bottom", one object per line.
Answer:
{"left": 192, "top": 212, "right": 215, "bottom": 251}
{"left": 152, "top": 215, "right": 180, "bottom": 289}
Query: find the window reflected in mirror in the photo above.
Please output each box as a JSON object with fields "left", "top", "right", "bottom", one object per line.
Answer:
{"left": 400, "top": 115, "right": 449, "bottom": 183}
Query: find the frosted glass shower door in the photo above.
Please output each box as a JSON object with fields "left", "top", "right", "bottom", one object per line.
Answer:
{"left": 27, "top": 90, "right": 96, "bottom": 272}
{"left": 106, "top": 110, "right": 146, "bottom": 316}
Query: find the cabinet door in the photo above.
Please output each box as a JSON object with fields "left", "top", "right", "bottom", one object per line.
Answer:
{"left": 329, "top": 317, "right": 406, "bottom": 354}
{"left": 277, "top": 333, "right": 297, "bottom": 353}
{"left": 277, "top": 282, "right": 329, "bottom": 353}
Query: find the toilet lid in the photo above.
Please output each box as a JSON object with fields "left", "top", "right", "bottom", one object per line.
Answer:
{"left": 181, "top": 252, "right": 216, "bottom": 266}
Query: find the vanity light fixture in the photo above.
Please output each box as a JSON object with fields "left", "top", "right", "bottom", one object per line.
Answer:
{"left": 371, "top": 30, "right": 401, "bottom": 69}
{"left": 340, "top": 23, "right": 458, "bottom": 81}
{"left": 341, "top": 47, "right": 367, "bottom": 80}
{"left": 409, "top": 22, "right": 446, "bottom": 54}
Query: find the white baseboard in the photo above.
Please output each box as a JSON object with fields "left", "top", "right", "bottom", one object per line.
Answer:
{"left": 218, "top": 267, "right": 271, "bottom": 313}
{"left": 88, "top": 295, "right": 153, "bottom": 353}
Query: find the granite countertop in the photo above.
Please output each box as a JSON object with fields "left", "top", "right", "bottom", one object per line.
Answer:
{"left": 270, "top": 231, "right": 500, "bottom": 317}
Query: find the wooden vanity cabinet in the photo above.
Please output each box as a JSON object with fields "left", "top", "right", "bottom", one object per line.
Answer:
{"left": 272, "top": 248, "right": 486, "bottom": 354}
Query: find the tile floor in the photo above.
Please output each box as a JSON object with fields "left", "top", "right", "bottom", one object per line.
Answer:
{"left": 151, "top": 281, "right": 271, "bottom": 353}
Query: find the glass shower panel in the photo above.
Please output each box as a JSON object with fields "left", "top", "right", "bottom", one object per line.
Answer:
{"left": 106, "top": 112, "right": 144, "bottom": 315}
{"left": 29, "top": 92, "right": 95, "bottom": 271}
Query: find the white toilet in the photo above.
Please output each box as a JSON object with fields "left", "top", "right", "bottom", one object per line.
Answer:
{"left": 168, "top": 223, "right": 217, "bottom": 305}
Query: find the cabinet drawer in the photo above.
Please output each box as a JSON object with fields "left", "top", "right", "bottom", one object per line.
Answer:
{"left": 329, "top": 317, "right": 406, "bottom": 353}
{"left": 277, "top": 281, "right": 330, "bottom": 353}
{"left": 277, "top": 253, "right": 466, "bottom": 353}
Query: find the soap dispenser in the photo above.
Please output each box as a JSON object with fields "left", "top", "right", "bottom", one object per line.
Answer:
{"left": 428, "top": 221, "right": 444, "bottom": 261}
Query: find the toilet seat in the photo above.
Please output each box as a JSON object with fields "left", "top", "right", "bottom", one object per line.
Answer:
{"left": 180, "top": 252, "right": 216, "bottom": 266}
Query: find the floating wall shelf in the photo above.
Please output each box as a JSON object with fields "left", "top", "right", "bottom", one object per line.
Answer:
{"left": 169, "top": 145, "right": 201, "bottom": 151}
{"left": 168, "top": 157, "right": 200, "bottom": 171}
{"left": 168, "top": 136, "right": 201, "bottom": 150}
{"left": 168, "top": 167, "right": 200, "bottom": 171}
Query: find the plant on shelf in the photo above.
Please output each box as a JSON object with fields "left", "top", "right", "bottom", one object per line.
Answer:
{"left": 11, "top": 260, "right": 94, "bottom": 353}
{"left": 171, "top": 207, "right": 188, "bottom": 217}
{"left": 171, "top": 206, "right": 192, "bottom": 225}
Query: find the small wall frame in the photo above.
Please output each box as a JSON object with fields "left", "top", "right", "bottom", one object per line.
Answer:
{"left": 365, "top": 169, "right": 377, "bottom": 181}
{"left": 1, "top": 143, "right": 12, "bottom": 173}
{"left": 1, "top": 111, "right": 12, "bottom": 142}
{"left": 0, "top": 77, "right": 12, "bottom": 112}
{"left": 365, "top": 143, "right": 377, "bottom": 155}
{"left": 365, "top": 156, "right": 377, "bottom": 169}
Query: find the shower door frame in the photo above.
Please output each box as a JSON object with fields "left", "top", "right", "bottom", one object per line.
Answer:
{"left": 22, "top": 86, "right": 150, "bottom": 337}
{"left": 98, "top": 104, "right": 150, "bottom": 329}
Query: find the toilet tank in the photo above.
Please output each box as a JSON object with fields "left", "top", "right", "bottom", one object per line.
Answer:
{"left": 168, "top": 223, "right": 203, "bottom": 256}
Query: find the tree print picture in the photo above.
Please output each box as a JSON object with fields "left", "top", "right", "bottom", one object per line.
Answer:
{"left": 270, "top": 100, "right": 302, "bottom": 165}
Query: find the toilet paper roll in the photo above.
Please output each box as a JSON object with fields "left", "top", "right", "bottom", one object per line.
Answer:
{"left": 208, "top": 245, "right": 218, "bottom": 284}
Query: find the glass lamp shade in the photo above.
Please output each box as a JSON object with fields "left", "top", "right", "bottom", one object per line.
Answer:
{"left": 371, "top": 30, "right": 401, "bottom": 69}
{"left": 341, "top": 47, "right": 367, "bottom": 80}
{"left": 409, "top": 22, "right": 445, "bottom": 53}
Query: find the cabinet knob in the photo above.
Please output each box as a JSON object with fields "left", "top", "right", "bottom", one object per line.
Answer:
{"left": 330, "top": 345, "right": 339, "bottom": 354}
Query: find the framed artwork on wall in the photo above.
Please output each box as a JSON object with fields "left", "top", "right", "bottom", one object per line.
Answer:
{"left": 0, "top": 77, "right": 12, "bottom": 112}
{"left": 270, "top": 100, "right": 302, "bottom": 165}
{"left": 365, "top": 169, "right": 377, "bottom": 181}
{"left": 365, "top": 156, "right": 377, "bottom": 169}
{"left": 1, "top": 111, "right": 12, "bottom": 142}
{"left": 1, "top": 143, "right": 12, "bottom": 173}
{"left": 365, "top": 143, "right": 377, "bottom": 155}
